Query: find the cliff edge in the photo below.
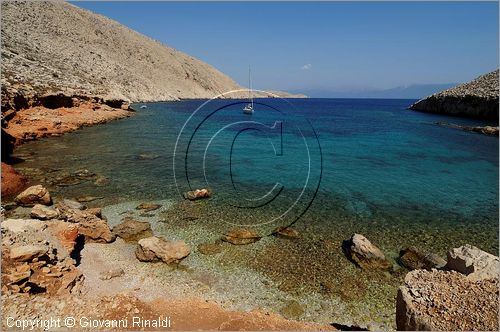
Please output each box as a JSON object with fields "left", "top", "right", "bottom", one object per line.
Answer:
{"left": 409, "top": 70, "right": 499, "bottom": 121}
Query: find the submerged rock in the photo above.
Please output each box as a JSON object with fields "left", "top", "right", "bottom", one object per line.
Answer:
{"left": 446, "top": 244, "right": 499, "bottom": 281}
{"left": 135, "top": 202, "right": 162, "bottom": 212}
{"left": 76, "top": 195, "right": 103, "bottom": 203}
{"left": 221, "top": 228, "right": 261, "bottom": 245}
{"left": 396, "top": 269, "right": 499, "bottom": 331}
{"left": 198, "top": 240, "right": 224, "bottom": 255}
{"left": 59, "top": 199, "right": 85, "bottom": 210}
{"left": 183, "top": 188, "right": 211, "bottom": 201}
{"left": 136, "top": 236, "right": 190, "bottom": 264}
{"left": 342, "top": 233, "right": 391, "bottom": 270}
{"left": 30, "top": 204, "right": 59, "bottom": 220}
{"left": 398, "top": 246, "right": 446, "bottom": 271}
{"left": 112, "top": 218, "right": 153, "bottom": 242}
{"left": 272, "top": 226, "right": 300, "bottom": 239}
{"left": 15, "top": 185, "right": 52, "bottom": 206}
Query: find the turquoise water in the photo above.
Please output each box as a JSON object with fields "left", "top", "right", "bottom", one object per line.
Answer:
{"left": 11, "top": 98, "right": 499, "bottom": 327}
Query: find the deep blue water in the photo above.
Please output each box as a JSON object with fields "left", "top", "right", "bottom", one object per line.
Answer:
{"left": 14, "top": 98, "right": 499, "bottom": 253}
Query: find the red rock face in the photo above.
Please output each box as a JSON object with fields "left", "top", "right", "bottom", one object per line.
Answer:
{"left": 1, "top": 162, "right": 28, "bottom": 198}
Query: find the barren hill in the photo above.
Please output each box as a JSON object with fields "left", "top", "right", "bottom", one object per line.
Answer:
{"left": 410, "top": 70, "right": 499, "bottom": 121}
{"left": 1, "top": 1, "right": 247, "bottom": 103}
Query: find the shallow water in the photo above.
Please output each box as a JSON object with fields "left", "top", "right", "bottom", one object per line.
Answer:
{"left": 11, "top": 98, "right": 499, "bottom": 328}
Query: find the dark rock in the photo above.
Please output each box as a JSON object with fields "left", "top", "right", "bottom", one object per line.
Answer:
{"left": 398, "top": 246, "right": 446, "bottom": 270}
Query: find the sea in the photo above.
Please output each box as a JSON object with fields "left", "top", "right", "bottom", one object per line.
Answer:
{"left": 12, "top": 98, "right": 499, "bottom": 328}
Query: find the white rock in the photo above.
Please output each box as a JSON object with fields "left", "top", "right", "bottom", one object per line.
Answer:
{"left": 446, "top": 244, "right": 499, "bottom": 280}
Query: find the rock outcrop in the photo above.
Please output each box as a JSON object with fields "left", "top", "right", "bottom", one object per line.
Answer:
{"left": 396, "top": 245, "right": 499, "bottom": 330}
{"left": 410, "top": 70, "right": 499, "bottom": 121}
{"left": 396, "top": 269, "right": 498, "bottom": 331}
{"left": 342, "top": 233, "right": 391, "bottom": 270}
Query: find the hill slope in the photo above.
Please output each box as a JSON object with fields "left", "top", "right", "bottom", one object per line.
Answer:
{"left": 1, "top": 1, "right": 245, "bottom": 103}
{"left": 409, "top": 70, "right": 499, "bottom": 121}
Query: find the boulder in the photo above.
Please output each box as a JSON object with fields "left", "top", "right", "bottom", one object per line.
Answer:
{"left": 183, "top": 188, "right": 211, "bottom": 201}
{"left": 399, "top": 246, "right": 446, "bottom": 270}
{"left": 112, "top": 218, "right": 153, "bottom": 242}
{"left": 10, "top": 245, "right": 48, "bottom": 262}
{"left": 221, "top": 228, "right": 261, "bottom": 245}
{"left": 446, "top": 244, "right": 499, "bottom": 280}
{"left": 30, "top": 204, "right": 59, "bottom": 220}
{"left": 396, "top": 269, "right": 499, "bottom": 331}
{"left": 77, "top": 217, "right": 114, "bottom": 243}
{"left": 135, "top": 236, "right": 190, "bottom": 264}
{"left": 14, "top": 185, "right": 51, "bottom": 206}
{"left": 342, "top": 233, "right": 391, "bottom": 270}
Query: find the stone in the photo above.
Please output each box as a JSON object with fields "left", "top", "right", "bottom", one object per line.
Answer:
{"left": 136, "top": 236, "right": 190, "bottom": 264}
{"left": 342, "top": 233, "right": 391, "bottom": 270}
{"left": 396, "top": 269, "right": 499, "bottom": 331}
{"left": 1, "top": 218, "right": 44, "bottom": 233}
{"left": 10, "top": 245, "right": 48, "bottom": 262}
{"left": 135, "top": 203, "right": 162, "bottom": 212}
{"left": 221, "top": 228, "right": 261, "bottom": 245}
{"left": 399, "top": 246, "right": 446, "bottom": 270}
{"left": 183, "top": 188, "right": 211, "bottom": 201}
{"left": 14, "top": 185, "right": 51, "bottom": 206}
{"left": 86, "top": 207, "right": 102, "bottom": 218}
{"left": 77, "top": 217, "right": 114, "bottom": 243}
{"left": 446, "top": 244, "right": 499, "bottom": 280}
{"left": 112, "top": 218, "right": 153, "bottom": 242}
{"left": 30, "top": 204, "right": 59, "bottom": 220}
{"left": 1, "top": 162, "right": 27, "bottom": 198}
{"left": 272, "top": 226, "right": 300, "bottom": 239}
{"left": 99, "top": 268, "right": 125, "bottom": 280}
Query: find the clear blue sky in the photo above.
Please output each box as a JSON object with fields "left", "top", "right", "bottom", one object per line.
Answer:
{"left": 73, "top": 1, "right": 498, "bottom": 92}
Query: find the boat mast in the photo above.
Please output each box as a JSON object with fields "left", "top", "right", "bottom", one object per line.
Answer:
{"left": 249, "top": 65, "right": 253, "bottom": 108}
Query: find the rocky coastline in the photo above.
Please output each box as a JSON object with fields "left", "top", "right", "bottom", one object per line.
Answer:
{"left": 410, "top": 70, "right": 499, "bottom": 121}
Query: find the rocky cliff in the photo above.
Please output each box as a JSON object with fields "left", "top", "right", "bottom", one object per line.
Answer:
{"left": 409, "top": 70, "right": 499, "bottom": 121}
{"left": 1, "top": 1, "right": 297, "bottom": 109}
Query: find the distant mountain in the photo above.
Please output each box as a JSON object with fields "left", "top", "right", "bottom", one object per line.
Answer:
{"left": 290, "top": 83, "right": 457, "bottom": 99}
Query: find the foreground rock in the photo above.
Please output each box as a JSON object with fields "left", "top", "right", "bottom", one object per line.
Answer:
{"left": 446, "top": 244, "right": 499, "bottom": 281}
{"left": 221, "top": 228, "right": 261, "bottom": 245}
{"left": 112, "top": 218, "right": 153, "bottom": 242}
{"left": 58, "top": 203, "right": 114, "bottom": 243}
{"left": 272, "top": 226, "right": 300, "bottom": 239}
{"left": 396, "top": 269, "right": 498, "bottom": 330}
{"left": 342, "top": 233, "right": 391, "bottom": 270}
{"left": 136, "top": 236, "right": 190, "bottom": 264}
{"left": 398, "top": 246, "right": 446, "bottom": 270}
{"left": 14, "top": 185, "right": 51, "bottom": 206}
{"left": 410, "top": 70, "right": 499, "bottom": 120}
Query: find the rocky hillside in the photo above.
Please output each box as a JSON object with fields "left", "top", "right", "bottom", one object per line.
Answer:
{"left": 1, "top": 1, "right": 294, "bottom": 107}
{"left": 410, "top": 70, "right": 499, "bottom": 121}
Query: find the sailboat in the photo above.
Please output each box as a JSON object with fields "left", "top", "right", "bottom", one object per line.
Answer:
{"left": 243, "top": 66, "right": 254, "bottom": 114}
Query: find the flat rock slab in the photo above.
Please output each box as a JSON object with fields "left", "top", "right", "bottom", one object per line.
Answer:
{"left": 396, "top": 269, "right": 499, "bottom": 331}
{"left": 446, "top": 244, "right": 499, "bottom": 281}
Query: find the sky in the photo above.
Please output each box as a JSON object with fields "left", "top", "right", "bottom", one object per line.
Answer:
{"left": 73, "top": 1, "right": 499, "bottom": 94}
